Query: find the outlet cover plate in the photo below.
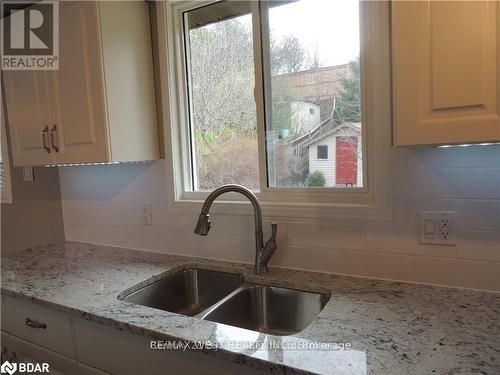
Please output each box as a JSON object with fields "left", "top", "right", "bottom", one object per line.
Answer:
{"left": 419, "top": 211, "right": 457, "bottom": 246}
{"left": 22, "top": 167, "right": 34, "bottom": 181}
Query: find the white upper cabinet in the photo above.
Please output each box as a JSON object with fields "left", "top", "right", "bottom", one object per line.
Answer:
{"left": 392, "top": 0, "right": 500, "bottom": 146}
{"left": 48, "top": 1, "right": 109, "bottom": 164}
{"left": 3, "top": 1, "right": 159, "bottom": 166}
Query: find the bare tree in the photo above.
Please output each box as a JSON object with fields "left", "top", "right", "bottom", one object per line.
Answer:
{"left": 188, "top": 18, "right": 312, "bottom": 189}
{"left": 270, "top": 34, "right": 308, "bottom": 75}
{"left": 189, "top": 19, "right": 256, "bottom": 145}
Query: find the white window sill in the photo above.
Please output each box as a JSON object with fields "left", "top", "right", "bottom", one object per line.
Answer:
{"left": 169, "top": 195, "right": 392, "bottom": 222}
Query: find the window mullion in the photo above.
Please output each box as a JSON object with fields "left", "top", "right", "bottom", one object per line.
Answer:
{"left": 251, "top": 0, "right": 271, "bottom": 194}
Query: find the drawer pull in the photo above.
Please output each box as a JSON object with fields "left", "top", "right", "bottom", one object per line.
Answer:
{"left": 50, "top": 124, "right": 59, "bottom": 153}
{"left": 42, "top": 126, "right": 51, "bottom": 153}
{"left": 25, "top": 318, "right": 47, "bottom": 329}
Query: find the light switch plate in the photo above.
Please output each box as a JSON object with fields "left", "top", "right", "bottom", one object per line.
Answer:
{"left": 22, "top": 167, "right": 34, "bottom": 181}
{"left": 419, "top": 211, "right": 457, "bottom": 246}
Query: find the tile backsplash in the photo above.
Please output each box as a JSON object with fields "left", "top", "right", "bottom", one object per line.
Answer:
{"left": 59, "top": 145, "right": 500, "bottom": 292}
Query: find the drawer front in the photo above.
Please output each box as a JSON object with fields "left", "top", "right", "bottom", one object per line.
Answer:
{"left": 6, "top": 333, "right": 78, "bottom": 375}
{"left": 73, "top": 318, "right": 266, "bottom": 375}
{"left": 1, "top": 296, "right": 75, "bottom": 358}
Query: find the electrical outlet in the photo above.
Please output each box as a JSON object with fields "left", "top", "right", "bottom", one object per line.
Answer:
{"left": 419, "top": 211, "right": 456, "bottom": 246}
{"left": 142, "top": 202, "right": 152, "bottom": 225}
{"left": 22, "top": 167, "right": 34, "bottom": 181}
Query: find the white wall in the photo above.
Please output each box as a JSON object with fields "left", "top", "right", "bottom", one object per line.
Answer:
{"left": 59, "top": 145, "right": 500, "bottom": 292}
{"left": 291, "top": 101, "right": 320, "bottom": 134}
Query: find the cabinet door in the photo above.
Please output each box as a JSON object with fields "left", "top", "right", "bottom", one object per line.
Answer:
{"left": 392, "top": 1, "right": 500, "bottom": 146}
{"left": 2, "top": 71, "right": 53, "bottom": 166}
{"left": 48, "top": 1, "right": 110, "bottom": 164}
{"left": 73, "top": 318, "right": 266, "bottom": 375}
{"left": 5, "top": 333, "right": 78, "bottom": 375}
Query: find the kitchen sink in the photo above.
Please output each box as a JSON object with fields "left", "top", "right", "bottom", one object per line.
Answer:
{"left": 121, "top": 268, "right": 329, "bottom": 335}
{"left": 202, "top": 285, "right": 330, "bottom": 335}
{"left": 121, "top": 269, "right": 244, "bottom": 316}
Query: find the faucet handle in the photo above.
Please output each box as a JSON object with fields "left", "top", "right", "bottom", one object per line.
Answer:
{"left": 270, "top": 222, "right": 277, "bottom": 242}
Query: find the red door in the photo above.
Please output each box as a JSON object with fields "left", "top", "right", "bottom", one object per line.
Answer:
{"left": 336, "top": 136, "right": 358, "bottom": 186}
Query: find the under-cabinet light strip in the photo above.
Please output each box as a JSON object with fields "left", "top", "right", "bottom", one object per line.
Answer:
{"left": 45, "top": 161, "right": 153, "bottom": 167}
{"left": 436, "top": 142, "right": 500, "bottom": 148}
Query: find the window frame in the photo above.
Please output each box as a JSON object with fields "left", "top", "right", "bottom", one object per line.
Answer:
{"left": 156, "top": 0, "right": 392, "bottom": 221}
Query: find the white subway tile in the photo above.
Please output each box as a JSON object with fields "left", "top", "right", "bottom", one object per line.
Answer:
{"left": 65, "top": 225, "right": 167, "bottom": 253}
{"left": 365, "top": 224, "right": 457, "bottom": 258}
{"left": 392, "top": 198, "right": 409, "bottom": 226}
{"left": 409, "top": 257, "right": 499, "bottom": 291}
{"left": 325, "top": 249, "right": 410, "bottom": 281}
{"left": 286, "top": 221, "right": 364, "bottom": 250}
{"left": 457, "top": 230, "right": 500, "bottom": 262}
{"left": 166, "top": 234, "right": 255, "bottom": 264}
{"left": 270, "top": 245, "right": 329, "bottom": 272}
{"left": 455, "top": 200, "right": 500, "bottom": 231}
{"left": 456, "top": 168, "right": 500, "bottom": 199}
{"left": 390, "top": 148, "right": 408, "bottom": 173}
{"left": 407, "top": 199, "right": 458, "bottom": 226}
{"left": 60, "top": 171, "right": 166, "bottom": 194}
{"left": 61, "top": 191, "right": 169, "bottom": 213}
{"left": 402, "top": 168, "right": 458, "bottom": 199}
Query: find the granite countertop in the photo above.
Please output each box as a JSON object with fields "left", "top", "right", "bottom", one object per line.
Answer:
{"left": 1, "top": 241, "right": 499, "bottom": 375}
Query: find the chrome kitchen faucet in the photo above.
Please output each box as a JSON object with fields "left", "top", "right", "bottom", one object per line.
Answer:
{"left": 194, "top": 184, "right": 277, "bottom": 274}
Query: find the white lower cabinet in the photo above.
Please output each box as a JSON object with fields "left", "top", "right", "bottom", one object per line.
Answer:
{"left": 73, "top": 318, "right": 265, "bottom": 375}
{"left": 1, "top": 297, "right": 265, "bottom": 375}
{"left": 1, "top": 331, "right": 78, "bottom": 375}
{"left": 1, "top": 296, "right": 75, "bottom": 358}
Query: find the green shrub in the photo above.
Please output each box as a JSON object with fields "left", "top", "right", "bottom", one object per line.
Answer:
{"left": 306, "top": 171, "right": 326, "bottom": 187}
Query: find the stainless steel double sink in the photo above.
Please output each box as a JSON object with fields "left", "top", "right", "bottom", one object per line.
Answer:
{"left": 120, "top": 269, "right": 330, "bottom": 336}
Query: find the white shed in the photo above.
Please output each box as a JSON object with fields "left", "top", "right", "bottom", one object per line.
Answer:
{"left": 290, "top": 101, "right": 320, "bottom": 135}
{"left": 307, "top": 123, "right": 362, "bottom": 187}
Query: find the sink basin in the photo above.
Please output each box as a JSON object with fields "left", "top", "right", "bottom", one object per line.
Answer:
{"left": 202, "top": 285, "right": 330, "bottom": 335}
{"left": 121, "top": 269, "right": 244, "bottom": 316}
{"left": 120, "top": 268, "right": 329, "bottom": 335}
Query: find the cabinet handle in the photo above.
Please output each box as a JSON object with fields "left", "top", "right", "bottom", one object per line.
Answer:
{"left": 50, "top": 124, "right": 59, "bottom": 152}
{"left": 41, "top": 126, "right": 51, "bottom": 153}
{"left": 25, "top": 317, "right": 47, "bottom": 329}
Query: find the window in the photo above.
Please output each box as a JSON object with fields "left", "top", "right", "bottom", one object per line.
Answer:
{"left": 184, "top": 2, "right": 259, "bottom": 191}
{"left": 160, "top": 0, "right": 392, "bottom": 219}
{"left": 1, "top": 106, "right": 13, "bottom": 204}
{"left": 316, "top": 145, "right": 328, "bottom": 160}
{"left": 181, "top": 0, "right": 361, "bottom": 191}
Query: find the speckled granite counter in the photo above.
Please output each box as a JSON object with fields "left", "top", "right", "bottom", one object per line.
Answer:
{"left": 1, "top": 241, "right": 499, "bottom": 375}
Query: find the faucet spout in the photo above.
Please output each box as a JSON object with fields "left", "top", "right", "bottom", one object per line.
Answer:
{"left": 194, "top": 214, "right": 211, "bottom": 236}
{"left": 193, "top": 184, "right": 277, "bottom": 274}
